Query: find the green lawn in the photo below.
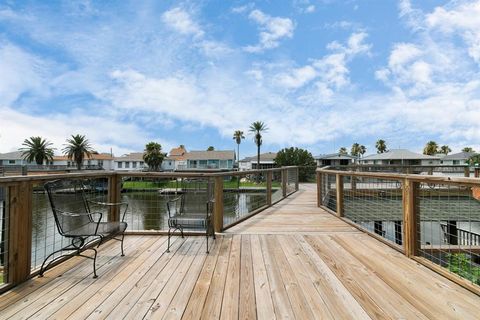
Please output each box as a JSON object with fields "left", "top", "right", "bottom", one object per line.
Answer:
{"left": 122, "top": 180, "right": 281, "bottom": 190}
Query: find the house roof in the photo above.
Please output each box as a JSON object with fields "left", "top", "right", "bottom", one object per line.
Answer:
{"left": 314, "top": 153, "right": 357, "bottom": 160}
{"left": 240, "top": 152, "right": 277, "bottom": 162}
{"left": 441, "top": 151, "right": 476, "bottom": 161}
{"left": 114, "top": 152, "right": 144, "bottom": 161}
{"left": 0, "top": 151, "right": 23, "bottom": 160}
{"left": 361, "top": 149, "right": 439, "bottom": 161}
{"left": 185, "top": 150, "right": 235, "bottom": 160}
{"left": 169, "top": 146, "right": 187, "bottom": 160}
{"left": 53, "top": 153, "right": 114, "bottom": 161}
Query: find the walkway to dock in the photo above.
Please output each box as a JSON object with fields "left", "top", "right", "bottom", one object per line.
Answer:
{"left": 0, "top": 184, "right": 479, "bottom": 319}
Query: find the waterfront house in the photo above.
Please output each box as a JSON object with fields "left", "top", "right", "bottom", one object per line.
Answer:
{"left": 114, "top": 153, "right": 145, "bottom": 171}
{"left": 358, "top": 149, "right": 440, "bottom": 165}
{"left": 439, "top": 151, "right": 476, "bottom": 165}
{"left": 53, "top": 153, "right": 114, "bottom": 170}
{"left": 167, "top": 145, "right": 187, "bottom": 170}
{"left": 315, "top": 153, "right": 357, "bottom": 167}
{"left": 185, "top": 150, "right": 235, "bottom": 170}
{"left": 239, "top": 152, "right": 278, "bottom": 171}
{"left": 0, "top": 151, "right": 33, "bottom": 166}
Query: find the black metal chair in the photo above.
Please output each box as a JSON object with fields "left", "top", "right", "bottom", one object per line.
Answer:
{"left": 166, "top": 194, "right": 215, "bottom": 253}
{"left": 41, "top": 179, "right": 128, "bottom": 278}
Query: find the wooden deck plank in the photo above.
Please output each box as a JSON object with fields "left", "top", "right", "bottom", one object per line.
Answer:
{"left": 335, "top": 233, "right": 480, "bottom": 319}
{"left": 219, "top": 234, "right": 241, "bottom": 319}
{"left": 199, "top": 235, "right": 232, "bottom": 320}
{"left": 0, "top": 236, "right": 147, "bottom": 320}
{"left": 36, "top": 237, "right": 157, "bottom": 320}
{"left": 123, "top": 237, "right": 197, "bottom": 319}
{"left": 104, "top": 237, "right": 188, "bottom": 320}
{"left": 250, "top": 235, "right": 275, "bottom": 320}
{"left": 259, "top": 235, "right": 295, "bottom": 320}
{"left": 181, "top": 237, "right": 223, "bottom": 320}
{"left": 239, "top": 235, "right": 256, "bottom": 320}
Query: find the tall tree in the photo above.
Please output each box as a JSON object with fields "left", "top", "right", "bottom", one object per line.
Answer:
{"left": 207, "top": 146, "right": 215, "bottom": 151}
{"left": 143, "top": 142, "right": 165, "bottom": 171}
{"left": 62, "top": 134, "right": 95, "bottom": 170}
{"left": 233, "top": 130, "right": 245, "bottom": 166}
{"left": 359, "top": 145, "right": 367, "bottom": 157}
{"left": 274, "top": 147, "right": 316, "bottom": 182}
{"left": 338, "top": 147, "right": 348, "bottom": 155}
{"left": 440, "top": 145, "right": 452, "bottom": 155}
{"left": 375, "top": 139, "right": 387, "bottom": 154}
{"left": 351, "top": 143, "right": 361, "bottom": 157}
{"left": 249, "top": 121, "right": 268, "bottom": 170}
{"left": 462, "top": 147, "right": 475, "bottom": 153}
{"left": 20, "top": 136, "right": 55, "bottom": 165}
{"left": 468, "top": 154, "right": 480, "bottom": 166}
{"left": 423, "top": 141, "right": 439, "bottom": 155}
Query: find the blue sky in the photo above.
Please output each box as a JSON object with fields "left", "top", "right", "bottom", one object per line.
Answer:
{"left": 1, "top": 0, "right": 479, "bottom": 158}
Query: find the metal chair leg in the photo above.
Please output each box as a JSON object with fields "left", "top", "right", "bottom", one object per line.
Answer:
{"left": 120, "top": 233, "right": 125, "bottom": 256}
{"left": 167, "top": 228, "right": 171, "bottom": 253}
{"left": 89, "top": 247, "right": 98, "bottom": 278}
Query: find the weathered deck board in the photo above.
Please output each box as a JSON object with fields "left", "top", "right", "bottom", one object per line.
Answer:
{"left": 0, "top": 184, "right": 479, "bottom": 319}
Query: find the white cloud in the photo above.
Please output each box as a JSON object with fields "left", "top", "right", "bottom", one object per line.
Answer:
{"left": 244, "top": 9, "right": 295, "bottom": 52}
{"left": 0, "top": 43, "right": 50, "bottom": 105}
{"left": 275, "top": 66, "right": 317, "bottom": 89}
{"left": 0, "top": 106, "right": 170, "bottom": 155}
{"left": 161, "top": 7, "right": 204, "bottom": 38}
{"left": 426, "top": 1, "right": 480, "bottom": 63}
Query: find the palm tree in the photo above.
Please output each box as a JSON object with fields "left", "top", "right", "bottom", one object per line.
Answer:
{"left": 338, "top": 147, "right": 348, "bottom": 155}
{"left": 375, "top": 139, "right": 387, "bottom": 154}
{"left": 143, "top": 142, "right": 165, "bottom": 171}
{"left": 350, "top": 143, "right": 361, "bottom": 157}
{"left": 249, "top": 121, "right": 268, "bottom": 170}
{"left": 20, "top": 136, "right": 55, "bottom": 165}
{"left": 359, "top": 145, "right": 367, "bottom": 157}
{"left": 233, "top": 130, "right": 245, "bottom": 166}
{"left": 440, "top": 145, "right": 451, "bottom": 155}
{"left": 462, "top": 147, "right": 475, "bottom": 153}
{"left": 423, "top": 141, "right": 439, "bottom": 155}
{"left": 62, "top": 134, "right": 95, "bottom": 170}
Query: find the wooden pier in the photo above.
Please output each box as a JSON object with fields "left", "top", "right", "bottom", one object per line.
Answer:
{"left": 0, "top": 184, "right": 479, "bottom": 319}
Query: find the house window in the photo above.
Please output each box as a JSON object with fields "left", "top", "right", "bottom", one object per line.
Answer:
{"left": 98, "top": 160, "right": 103, "bottom": 167}
{"left": 133, "top": 162, "right": 137, "bottom": 168}
{"left": 9, "top": 160, "right": 15, "bottom": 164}
{"left": 140, "top": 161, "right": 144, "bottom": 167}
{"left": 118, "top": 162, "right": 123, "bottom": 168}
{"left": 453, "top": 160, "right": 460, "bottom": 165}
{"left": 125, "top": 162, "right": 130, "bottom": 168}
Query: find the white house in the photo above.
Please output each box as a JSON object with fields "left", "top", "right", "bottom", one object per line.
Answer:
{"left": 315, "top": 153, "right": 357, "bottom": 167}
{"left": 166, "top": 146, "right": 187, "bottom": 170}
{"left": 358, "top": 149, "right": 440, "bottom": 166}
{"left": 0, "top": 151, "right": 32, "bottom": 166}
{"left": 185, "top": 150, "right": 235, "bottom": 170}
{"left": 439, "top": 152, "right": 475, "bottom": 166}
{"left": 53, "top": 153, "right": 114, "bottom": 170}
{"left": 239, "top": 152, "right": 277, "bottom": 171}
{"left": 114, "top": 153, "right": 146, "bottom": 171}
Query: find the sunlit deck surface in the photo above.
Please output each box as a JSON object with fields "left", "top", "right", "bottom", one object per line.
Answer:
{"left": 1, "top": 185, "right": 479, "bottom": 319}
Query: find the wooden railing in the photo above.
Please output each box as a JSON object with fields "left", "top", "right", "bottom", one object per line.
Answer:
{"left": 0, "top": 167, "right": 298, "bottom": 291}
{"left": 316, "top": 167, "right": 480, "bottom": 295}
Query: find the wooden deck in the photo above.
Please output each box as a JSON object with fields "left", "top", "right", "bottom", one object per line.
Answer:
{"left": 1, "top": 184, "right": 479, "bottom": 319}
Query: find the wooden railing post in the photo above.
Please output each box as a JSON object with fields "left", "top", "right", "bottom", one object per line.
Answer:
{"left": 282, "top": 169, "right": 287, "bottom": 198}
{"left": 266, "top": 171, "right": 272, "bottom": 206}
{"left": 403, "top": 179, "right": 419, "bottom": 257}
{"left": 295, "top": 167, "right": 299, "bottom": 191}
{"left": 214, "top": 176, "right": 224, "bottom": 232}
{"left": 335, "top": 174, "right": 344, "bottom": 217}
{"left": 475, "top": 168, "right": 480, "bottom": 178}
{"left": 8, "top": 181, "right": 33, "bottom": 284}
{"left": 464, "top": 167, "right": 470, "bottom": 177}
{"left": 316, "top": 171, "right": 322, "bottom": 207}
{"left": 108, "top": 174, "right": 122, "bottom": 221}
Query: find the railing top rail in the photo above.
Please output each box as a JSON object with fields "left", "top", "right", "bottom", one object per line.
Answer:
{"left": 329, "top": 164, "right": 471, "bottom": 169}
{"left": 0, "top": 166, "right": 299, "bottom": 183}
{"left": 317, "top": 167, "right": 480, "bottom": 186}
